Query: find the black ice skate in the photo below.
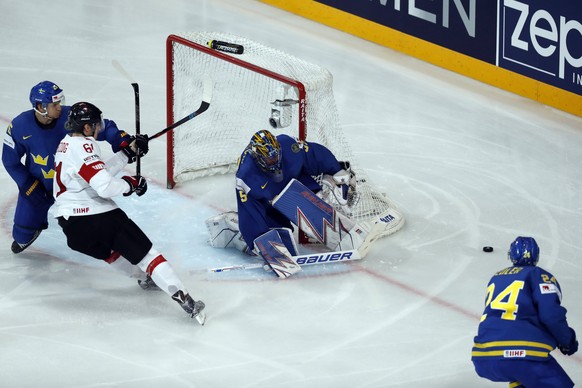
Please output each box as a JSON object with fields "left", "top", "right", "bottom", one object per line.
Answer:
{"left": 11, "top": 230, "right": 42, "bottom": 254}
{"left": 172, "top": 290, "right": 206, "bottom": 325}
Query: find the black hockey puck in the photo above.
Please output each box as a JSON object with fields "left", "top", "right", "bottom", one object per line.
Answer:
{"left": 483, "top": 246, "right": 493, "bottom": 253}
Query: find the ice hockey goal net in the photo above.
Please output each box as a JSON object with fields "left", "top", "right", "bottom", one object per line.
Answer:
{"left": 166, "top": 32, "right": 404, "bottom": 236}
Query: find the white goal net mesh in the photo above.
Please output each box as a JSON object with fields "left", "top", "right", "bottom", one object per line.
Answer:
{"left": 167, "top": 32, "right": 403, "bottom": 231}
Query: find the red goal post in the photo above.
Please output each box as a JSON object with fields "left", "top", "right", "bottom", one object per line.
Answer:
{"left": 165, "top": 32, "right": 404, "bottom": 237}
{"left": 166, "top": 33, "right": 308, "bottom": 188}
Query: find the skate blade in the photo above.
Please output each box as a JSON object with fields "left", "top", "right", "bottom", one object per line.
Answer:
{"left": 195, "top": 311, "right": 206, "bottom": 325}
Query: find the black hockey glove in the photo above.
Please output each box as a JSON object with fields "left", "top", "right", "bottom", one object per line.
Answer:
{"left": 121, "top": 134, "right": 149, "bottom": 163}
{"left": 559, "top": 328, "right": 579, "bottom": 356}
{"left": 134, "top": 134, "right": 149, "bottom": 155}
{"left": 122, "top": 175, "right": 148, "bottom": 197}
{"left": 19, "top": 177, "right": 53, "bottom": 206}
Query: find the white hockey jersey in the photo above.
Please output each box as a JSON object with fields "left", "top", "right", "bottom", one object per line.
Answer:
{"left": 53, "top": 134, "right": 131, "bottom": 218}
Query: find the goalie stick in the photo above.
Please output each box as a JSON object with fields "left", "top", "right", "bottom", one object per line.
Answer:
{"left": 149, "top": 74, "right": 213, "bottom": 140}
{"left": 191, "top": 248, "right": 362, "bottom": 274}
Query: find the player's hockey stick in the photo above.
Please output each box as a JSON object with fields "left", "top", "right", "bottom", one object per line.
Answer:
{"left": 132, "top": 83, "right": 141, "bottom": 177}
{"left": 191, "top": 249, "right": 362, "bottom": 274}
{"left": 111, "top": 60, "right": 142, "bottom": 177}
{"left": 201, "top": 262, "right": 266, "bottom": 273}
{"left": 149, "top": 74, "right": 213, "bottom": 141}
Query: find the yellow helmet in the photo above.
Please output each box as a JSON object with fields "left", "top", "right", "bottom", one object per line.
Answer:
{"left": 248, "top": 130, "right": 283, "bottom": 181}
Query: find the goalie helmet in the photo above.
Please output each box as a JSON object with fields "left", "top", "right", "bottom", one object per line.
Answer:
{"left": 248, "top": 130, "right": 283, "bottom": 182}
{"left": 508, "top": 236, "right": 539, "bottom": 266}
{"left": 65, "top": 102, "right": 104, "bottom": 134}
{"left": 29, "top": 81, "right": 65, "bottom": 109}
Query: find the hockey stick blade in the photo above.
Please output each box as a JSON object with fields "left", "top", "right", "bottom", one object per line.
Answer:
{"left": 150, "top": 74, "right": 213, "bottom": 140}
{"left": 112, "top": 59, "right": 137, "bottom": 83}
{"left": 191, "top": 249, "right": 362, "bottom": 274}
{"left": 202, "top": 263, "right": 266, "bottom": 273}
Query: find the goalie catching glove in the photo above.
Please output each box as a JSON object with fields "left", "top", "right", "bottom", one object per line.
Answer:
{"left": 318, "top": 161, "right": 359, "bottom": 216}
{"left": 121, "top": 134, "right": 149, "bottom": 163}
{"left": 122, "top": 175, "right": 147, "bottom": 196}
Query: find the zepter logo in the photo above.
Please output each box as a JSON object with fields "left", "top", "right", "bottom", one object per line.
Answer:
{"left": 501, "top": 0, "right": 582, "bottom": 85}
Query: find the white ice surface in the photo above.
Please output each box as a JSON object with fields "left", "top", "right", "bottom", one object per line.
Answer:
{"left": 1, "top": 1, "right": 581, "bottom": 387}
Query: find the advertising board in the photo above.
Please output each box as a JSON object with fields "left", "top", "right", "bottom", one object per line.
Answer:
{"left": 498, "top": 0, "right": 582, "bottom": 96}
{"left": 315, "top": 0, "right": 497, "bottom": 63}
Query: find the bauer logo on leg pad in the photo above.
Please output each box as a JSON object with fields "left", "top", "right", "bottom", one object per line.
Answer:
{"left": 295, "top": 250, "right": 360, "bottom": 265}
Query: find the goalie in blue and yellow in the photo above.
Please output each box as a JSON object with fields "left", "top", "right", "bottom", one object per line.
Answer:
{"left": 205, "top": 129, "right": 399, "bottom": 278}
{"left": 471, "top": 236, "right": 578, "bottom": 387}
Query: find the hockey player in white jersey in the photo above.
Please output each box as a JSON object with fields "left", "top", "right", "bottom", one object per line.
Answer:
{"left": 53, "top": 102, "right": 205, "bottom": 324}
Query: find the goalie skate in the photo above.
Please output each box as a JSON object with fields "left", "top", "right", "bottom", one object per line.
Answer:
{"left": 337, "top": 220, "right": 386, "bottom": 257}
{"left": 335, "top": 206, "right": 403, "bottom": 256}
{"left": 372, "top": 207, "right": 405, "bottom": 239}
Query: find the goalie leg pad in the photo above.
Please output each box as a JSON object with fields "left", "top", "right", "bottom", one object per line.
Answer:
{"left": 254, "top": 228, "right": 301, "bottom": 279}
{"left": 205, "top": 211, "right": 249, "bottom": 253}
{"left": 272, "top": 179, "right": 357, "bottom": 248}
{"left": 272, "top": 179, "right": 381, "bottom": 258}
{"left": 275, "top": 227, "right": 299, "bottom": 257}
{"left": 272, "top": 179, "right": 336, "bottom": 227}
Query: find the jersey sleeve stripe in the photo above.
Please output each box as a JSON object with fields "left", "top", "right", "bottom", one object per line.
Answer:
{"left": 79, "top": 161, "right": 106, "bottom": 183}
